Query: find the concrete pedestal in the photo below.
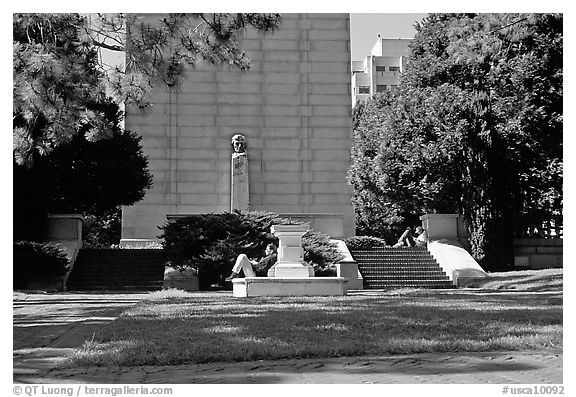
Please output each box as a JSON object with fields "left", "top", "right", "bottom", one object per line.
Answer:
{"left": 420, "top": 213, "right": 467, "bottom": 240}
{"left": 231, "top": 153, "right": 249, "bottom": 212}
{"left": 267, "top": 224, "right": 313, "bottom": 278}
{"left": 232, "top": 277, "right": 348, "bottom": 297}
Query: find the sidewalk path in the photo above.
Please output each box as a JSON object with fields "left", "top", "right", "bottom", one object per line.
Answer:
{"left": 13, "top": 292, "right": 563, "bottom": 384}
{"left": 13, "top": 291, "right": 146, "bottom": 383}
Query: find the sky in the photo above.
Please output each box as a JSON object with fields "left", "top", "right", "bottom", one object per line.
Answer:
{"left": 349, "top": 13, "right": 428, "bottom": 60}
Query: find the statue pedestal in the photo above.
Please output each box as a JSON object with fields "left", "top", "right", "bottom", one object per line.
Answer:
{"left": 231, "top": 153, "right": 249, "bottom": 212}
{"left": 267, "top": 224, "right": 313, "bottom": 278}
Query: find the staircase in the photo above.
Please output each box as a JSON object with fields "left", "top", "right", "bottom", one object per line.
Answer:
{"left": 350, "top": 247, "right": 455, "bottom": 289}
{"left": 66, "top": 249, "right": 166, "bottom": 291}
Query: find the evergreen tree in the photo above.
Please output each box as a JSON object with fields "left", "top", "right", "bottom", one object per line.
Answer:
{"left": 13, "top": 101, "right": 153, "bottom": 242}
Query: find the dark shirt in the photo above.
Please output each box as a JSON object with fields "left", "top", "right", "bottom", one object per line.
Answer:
{"left": 253, "top": 253, "right": 277, "bottom": 276}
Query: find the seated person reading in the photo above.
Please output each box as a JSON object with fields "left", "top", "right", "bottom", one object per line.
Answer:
{"left": 393, "top": 226, "right": 426, "bottom": 248}
{"left": 225, "top": 243, "right": 277, "bottom": 281}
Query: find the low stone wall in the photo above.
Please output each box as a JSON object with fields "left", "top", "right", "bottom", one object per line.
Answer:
{"left": 331, "top": 239, "right": 363, "bottom": 290}
{"left": 513, "top": 238, "right": 563, "bottom": 269}
{"left": 427, "top": 239, "right": 487, "bottom": 286}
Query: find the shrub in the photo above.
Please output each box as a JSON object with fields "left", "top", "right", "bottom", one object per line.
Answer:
{"left": 82, "top": 207, "right": 122, "bottom": 248}
{"left": 302, "top": 230, "right": 343, "bottom": 266}
{"left": 313, "top": 263, "right": 338, "bottom": 277}
{"left": 344, "top": 235, "right": 388, "bottom": 249}
{"left": 159, "top": 211, "right": 344, "bottom": 289}
{"left": 13, "top": 241, "right": 70, "bottom": 288}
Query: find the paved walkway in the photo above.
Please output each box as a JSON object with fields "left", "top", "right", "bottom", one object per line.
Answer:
{"left": 13, "top": 291, "right": 563, "bottom": 384}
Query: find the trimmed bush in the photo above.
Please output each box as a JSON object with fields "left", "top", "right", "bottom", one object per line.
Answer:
{"left": 82, "top": 207, "right": 122, "bottom": 248}
{"left": 344, "top": 235, "right": 388, "bottom": 249}
{"left": 159, "top": 211, "right": 344, "bottom": 289}
{"left": 13, "top": 241, "right": 70, "bottom": 288}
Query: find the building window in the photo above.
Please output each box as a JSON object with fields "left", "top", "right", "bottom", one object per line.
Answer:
{"left": 375, "top": 66, "right": 386, "bottom": 72}
{"left": 389, "top": 66, "right": 401, "bottom": 72}
{"left": 376, "top": 85, "right": 387, "bottom": 92}
{"left": 358, "top": 86, "right": 370, "bottom": 94}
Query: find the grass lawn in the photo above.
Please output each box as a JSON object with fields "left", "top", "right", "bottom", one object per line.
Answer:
{"left": 66, "top": 269, "right": 562, "bottom": 367}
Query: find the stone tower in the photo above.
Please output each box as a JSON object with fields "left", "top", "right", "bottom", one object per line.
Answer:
{"left": 121, "top": 13, "right": 355, "bottom": 246}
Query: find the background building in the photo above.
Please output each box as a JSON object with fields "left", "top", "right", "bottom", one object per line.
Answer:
{"left": 121, "top": 14, "right": 355, "bottom": 246}
{"left": 351, "top": 37, "right": 411, "bottom": 107}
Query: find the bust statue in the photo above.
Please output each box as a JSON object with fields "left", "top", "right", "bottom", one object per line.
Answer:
{"left": 231, "top": 134, "right": 246, "bottom": 155}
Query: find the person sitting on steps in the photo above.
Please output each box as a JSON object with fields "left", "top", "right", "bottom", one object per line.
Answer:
{"left": 393, "top": 226, "right": 427, "bottom": 248}
{"left": 225, "top": 243, "right": 278, "bottom": 281}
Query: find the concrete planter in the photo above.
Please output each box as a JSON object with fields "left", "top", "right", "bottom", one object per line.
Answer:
{"left": 163, "top": 267, "right": 199, "bottom": 291}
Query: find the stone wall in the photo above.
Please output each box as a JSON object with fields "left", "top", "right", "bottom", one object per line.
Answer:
{"left": 513, "top": 238, "right": 563, "bottom": 269}
{"left": 121, "top": 14, "right": 355, "bottom": 244}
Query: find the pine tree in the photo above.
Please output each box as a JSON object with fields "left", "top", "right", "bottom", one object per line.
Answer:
{"left": 13, "top": 13, "right": 281, "bottom": 167}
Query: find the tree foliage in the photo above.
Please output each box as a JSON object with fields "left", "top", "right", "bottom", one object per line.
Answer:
{"left": 13, "top": 13, "right": 281, "bottom": 167}
{"left": 349, "top": 13, "right": 562, "bottom": 270}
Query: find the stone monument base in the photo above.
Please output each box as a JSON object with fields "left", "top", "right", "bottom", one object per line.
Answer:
{"left": 232, "top": 277, "right": 348, "bottom": 297}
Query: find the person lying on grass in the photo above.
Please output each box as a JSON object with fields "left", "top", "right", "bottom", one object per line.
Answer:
{"left": 225, "top": 243, "right": 278, "bottom": 281}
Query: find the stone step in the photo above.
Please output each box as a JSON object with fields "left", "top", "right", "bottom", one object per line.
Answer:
{"left": 352, "top": 257, "right": 435, "bottom": 261}
{"left": 365, "top": 283, "right": 455, "bottom": 289}
{"left": 351, "top": 249, "right": 429, "bottom": 253}
{"left": 68, "top": 275, "right": 164, "bottom": 283}
{"left": 69, "top": 267, "right": 165, "bottom": 274}
{"left": 363, "top": 275, "right": 450, "bottom": 281}
{"left": 78, "top": 249, "right": 165, "bottom": 255}
{"left": 67, "top": 283, "right": 164, "bottom": 292}
{"left": 352, "top": 252, "right": 432, "bottom": 255}
{"left": 75, "top": 258, "right": 166, "bottom": 265}
{"left": 351, "top": 249, "right": 428, "bottom": 254}
{"left": 358, "top": 265, "right": 442, "bottom": 272}
{"left": 66, "top": 249, "right": 166, "bottom": 291}
{"left": 354, "top": 260, "right": 440, "bottom": 265}
{"left": 363, "top": 270, "right": 445, "bottom": 277}
{"left": 364, "top": 279, "right": 453, "bottom": 284}
{"left": 350, "top": 246, "right": 452, "bottom": 290}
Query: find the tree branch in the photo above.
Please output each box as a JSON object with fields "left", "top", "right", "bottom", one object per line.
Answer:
{"left": 91, "top": 38, "right": 124, "bottom": 52}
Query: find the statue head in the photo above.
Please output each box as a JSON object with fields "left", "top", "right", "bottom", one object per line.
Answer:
{"left": 231, "top": 134, "right": 246, "bottom": 154}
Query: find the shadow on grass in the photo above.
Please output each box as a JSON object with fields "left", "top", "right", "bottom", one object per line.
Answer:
{"left": 65, "top": 290, "right": 563, "bottom": 368}
{"left": 13, "top": 296, "right": 143, "bottom": 350}
{"left": 462, "top": 269, "right": 563, "bottom": 291}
